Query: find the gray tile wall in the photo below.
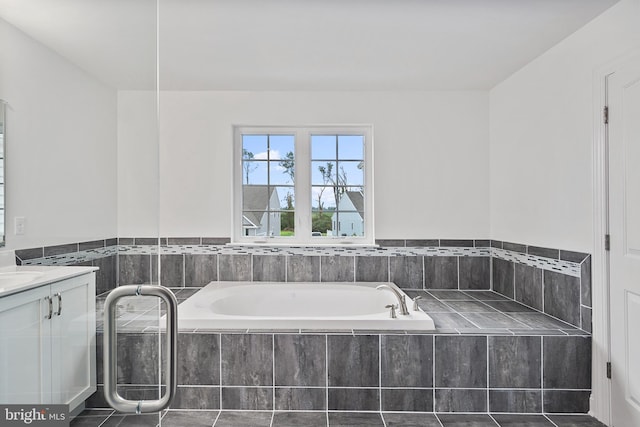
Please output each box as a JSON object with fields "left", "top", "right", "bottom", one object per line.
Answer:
{"left": 132, "top": 253, "right": 491, "bottom": 291}
{"left": 18, "top": 237, "right": 593, "bottom": 415}
{"left": 16, "top": 238, "right": 119, "bottom": 296}
{"left": 492, "top": 253, "right": 591, "bottom": 331}
{"left": 90, "top": 331, "right": 592, "bottom": 414}
{"left": 14, "top": 237, "right": 592, "bottom": 333}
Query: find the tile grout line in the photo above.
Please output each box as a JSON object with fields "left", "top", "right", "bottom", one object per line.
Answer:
{"left": 378, "top": 334, "right": 382, "bottom": 414}
{"left": 433, "top": 412, "right": 445, "bottom": 427}
{"left": 272, "top": 333, "right": 276, "bottom": 413}
{"left": 541, "top": 270, "right": 545, "bottom": 313}
{"left": 487, "top": 413, "right": 501, "bottom": 426}
{"left": 219, "top": 334, "right": 223, "bottom": 411}
{"left": 422, "top": 255, "right": 426, "bottom": 290}
{"left": 511, "top": 261, "right": 516, "bottom": 301}
{"left": 578, "top": 263, "right": 583, "bottom": 330}
{"left": 541, "top": 336, "right": 545, "bottom": 414}
{"left": 544, "top": 413, "right": 561, "bottom": 427}
{"left": 353, "top": 256, "right": 356, "bottom": 282}
{"left": 432, "top": 334, "right": 437, "bottom": 414}
{"left": 95, "top": 411, "right": 115, "bottom": 427}
{"left": 325, "top": 334, "right": 329, "bottom": 416}
{"left": 486, "top": 335, "right": 490, "bottom": 413}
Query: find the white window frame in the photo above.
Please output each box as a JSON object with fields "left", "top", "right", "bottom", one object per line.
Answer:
{"left": 232, "top": 125, "right": 374, "bottom": 245}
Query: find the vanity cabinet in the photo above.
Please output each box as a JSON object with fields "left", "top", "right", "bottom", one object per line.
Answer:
{"left": 0, "top": 272, "right": 96, "bottom": 411}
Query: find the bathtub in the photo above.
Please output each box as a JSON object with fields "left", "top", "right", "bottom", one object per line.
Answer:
{"left": 176, "top": 281, "right": 435, "bottom": 331}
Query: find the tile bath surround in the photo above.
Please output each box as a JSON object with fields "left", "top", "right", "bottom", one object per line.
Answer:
{"left": 88, "top": 329, "right": 591, "bottom": 414}
{"left": 88, "top": 288, "right": 591, "bottom": 414}
{"left": 16, "top": 238, "right": 590, "bottom": 333}
{"left": 15, "top": 238, "right": 593, "bottom": 414}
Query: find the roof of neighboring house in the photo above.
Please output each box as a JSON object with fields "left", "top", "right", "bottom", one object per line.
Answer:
{"left": 242, "top": 216, "right": 258, "bottom": 229}
{"left": 333, "top": 191, "right": 364, "bottom": 220}
{"left": 345, "top": 191, "right": 364, "bottom": 213}
{"left": 242, "top": 185, "right": 278, "bottom": 227}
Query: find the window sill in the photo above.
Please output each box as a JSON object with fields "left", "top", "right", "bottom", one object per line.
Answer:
{"left": 228, "top": 241, "right": 378, "bottom": 248}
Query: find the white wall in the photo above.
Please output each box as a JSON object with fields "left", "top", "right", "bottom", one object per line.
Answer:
{"left": 115, "top": 91, "right": 489, "bottom": 239}
{"left": 489, "top": 0, "right": 640, "bottom": 252}
{"left": 0, "top": 18, "right": 118, "bottom": 249}
{"left": 116, "top": 91, "right": 159, "bottom": 238}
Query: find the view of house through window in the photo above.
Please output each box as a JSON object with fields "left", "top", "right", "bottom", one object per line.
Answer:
{"left": 241, "top": 134, "right": 295, "bottom": 237}
{"left": 235, "top": 127, "right": 371, "bottom": 244}
{"left": 311, "top": 135, "right": 364, "bottom": 237}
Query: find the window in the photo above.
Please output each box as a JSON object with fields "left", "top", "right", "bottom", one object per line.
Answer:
{"left": 233, "top": 126, "right": 373, "bottom": 244}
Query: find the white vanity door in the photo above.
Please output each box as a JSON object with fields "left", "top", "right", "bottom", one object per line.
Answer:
{"left": 50, "top": 273, "right": 96, "bottom": 410}
{"left": 0, "top": 286, "right": 52, "bottom": 404}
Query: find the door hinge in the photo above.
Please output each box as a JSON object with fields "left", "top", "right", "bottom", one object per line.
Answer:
{"left": 605, "top": 234, "right": 611, "bottom": 251}
{"left": 604, "top": 106, "right": 609, "bottom": 124}
{"left": 607, "top": 362, "right": 612, "bottom": 379}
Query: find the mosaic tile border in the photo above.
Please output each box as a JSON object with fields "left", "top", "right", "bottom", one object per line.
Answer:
{"left": 19, "top": 246, "right": 117, "bottom": 266}
{"left": 117, "top": 244, "right": 492, "bottom": 257}
{"left": 492, "top": 248, "right": 581, "bottom": 278}
{"left": 17, "top": 239, "right": 585, "bottom": 278}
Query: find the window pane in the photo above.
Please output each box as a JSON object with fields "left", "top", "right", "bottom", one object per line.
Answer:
{"left": 242, "top": 161, "right": 267, "bottom": 185}
{"left": 242, "top": 185, "right": 270, "bottom": 212}
{"left": 312, "top": 211, "right": 332, "bottom": 236}
{"left": 279, "top": 211, "right": 295, "bottom": 236}
{"left": 338, "top": 135, "right": 364, "bottom": 159}
{"left": 312, "top": 161, "right": 337, "bottom": 185}
{"left": 242, "top": 210, "right": 283, "bottom": 237}
{"left": 242, "top": 210, "right": 268, "bottom": 236}
{"left": 338, "top": 161, "right": 364, "bottom": 187}
{"left": 337, "top": 189, "right": 364, "bottom": 211}
{"left": 241, "top": 134, "right": 297, "bottom": 239}
{"left": 335, "top": 211, "right": 365, "bottom": 236}
{"left": 275, "top": 186, "right": 295, "bottom": 210}
{"left": 269, "top": 135, "right": 294, "bottom": 160}
{"left": 242, "top": 135, "right": 268, "bottom": 158}
{"left": 311, "top": 135, "right": 337, "bottom": 160}
{"left": 312, "top": 186, "right": 337, "bottom": 210}
{"left": 269, "top": 161, "right": 294, "bottom": 185}
{"left": 276, "top": 187, "right": 296, "bottom": 236}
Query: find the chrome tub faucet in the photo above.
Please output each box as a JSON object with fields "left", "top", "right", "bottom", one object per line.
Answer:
{"left": 376, "top": 284, "right": 410, "bottom": 315}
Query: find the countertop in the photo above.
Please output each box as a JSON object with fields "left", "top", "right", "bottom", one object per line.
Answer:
{"left": 0, "top": 265, "right": 98, "bottom": 298}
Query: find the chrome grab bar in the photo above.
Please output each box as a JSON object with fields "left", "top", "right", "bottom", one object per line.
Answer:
{"left": 103, "top": 285, "right": 178, "bottom": 413}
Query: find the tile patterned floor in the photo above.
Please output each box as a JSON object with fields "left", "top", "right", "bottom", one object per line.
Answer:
{"left": 71, "top": 410, "right": 608, "bottom": 427}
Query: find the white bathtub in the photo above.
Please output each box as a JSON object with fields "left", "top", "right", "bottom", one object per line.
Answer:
{"left": 176, "top": 281, "right": 436, "bottom": 331}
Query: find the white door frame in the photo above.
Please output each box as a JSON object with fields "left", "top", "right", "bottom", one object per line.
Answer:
{"left": 591, "top": 49, "right": 640, "bottom": 425}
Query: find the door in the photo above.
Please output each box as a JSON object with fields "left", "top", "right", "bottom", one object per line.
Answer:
{"left": 0, "top": 286, "right": 52, "bottom": 404}
{"left": 50, "top": 274, "right": 96, "bottom": 409}
{"left": 608, "top": 54, "right": 640, "bottom": 426}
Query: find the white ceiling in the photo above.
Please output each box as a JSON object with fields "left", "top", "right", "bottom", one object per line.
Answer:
{"left": 0, "top": 0, "right": 618, "bottom": 91}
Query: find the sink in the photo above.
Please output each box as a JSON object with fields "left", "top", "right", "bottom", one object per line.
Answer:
{"left": 0, "top": 271, "right": 45, "bottom": 288}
